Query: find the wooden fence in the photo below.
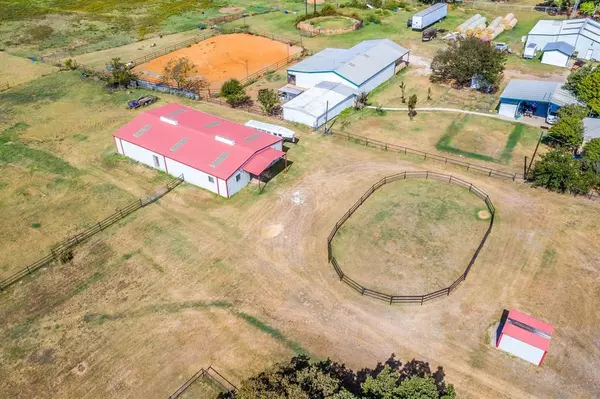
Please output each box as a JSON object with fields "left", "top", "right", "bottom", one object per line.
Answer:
{"left": 331, "top": 130, "right": 523, "bottom": 181}
{"left": 0, "top": 175, "right": 184, "bottom": 292}
{"left": 459, "top": 0, "right": 562, "bottom": 13}
{"left": 168, "top": 366, "right": 237, "bottom": 399}
{"left": 327, "top": 171, "right": 495, "bottom": 305}
{"left": 129, "top": 31, "right": 217, "bottom": 67}
{"left": 0, "top": 82, "right": 10, "bottom": 92}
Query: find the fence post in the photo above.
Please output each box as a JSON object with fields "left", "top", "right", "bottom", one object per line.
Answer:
{"left": 421, "top": 296, "right": 424, "bottom": 305}
{"left": 98, "top": 222, "right": 102, "bottom": 231}
{"left": 469, "top": 183, "right": 472, "bottom": 192}
{"left": 361, "top": 287, "right": 365, "bottom": 295}
{"left": 139, "top": 198, "right": 143, "bottom": 207}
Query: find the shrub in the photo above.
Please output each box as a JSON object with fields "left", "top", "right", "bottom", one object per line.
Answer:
{"left": 27, "top": 25, "right": 53, "bottom": 42}
{"left": 257, "top": 88, "right": 282, "bottom": 116}
{"left": 321, "top": 3, "right": 337, "bottom": 15}
{"left": 220, "top": 79, "right": 244, "bottom": 98}
{"left": 365, "top": 13, "right": 382, "bottom": 24}
{"left": 226, "top": 92, "right": 251, "bottom": 108}
{"left": 341, "top": 0, "right": 368, "bottom": 9}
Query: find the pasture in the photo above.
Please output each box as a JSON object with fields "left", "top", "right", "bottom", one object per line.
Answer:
{"left": 1, "top": 73, "right": 600, "bottom": 399}
{"left": 0, "top": 52, "right": 58, "bottom": 89}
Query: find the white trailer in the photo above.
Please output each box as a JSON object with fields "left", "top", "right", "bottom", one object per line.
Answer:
{"left": 245, "top": 120, "right": 297, "bottom": 142}
{"left": 410, "top": 3, "right": 448, "bottom": 30}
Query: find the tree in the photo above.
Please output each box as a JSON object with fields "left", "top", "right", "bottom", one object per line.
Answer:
{"left": 221, "top": 354, "right": 455, "bottom": 399}
{"left": 220, "top": 79, "right": 251, "bottom": 108}
{"left": 546, "top": 105, "right": 586, "bottom": 152}
{"left": 579, "top": 1, "right": 596, "bottom": 15}
{"left": 396, "top": 377, "right": 439, "bottom": 399}
{"left": 107, "top": 58, "right": 135, "bottom": 88}
{"left": 257, "top": 88, "right": 282, "bottom": 115}
{"left": 427, "top": 87, "right": 432, "bottom": 101}
{"left": 576, "top": 67, "right": 600, "bottom": 115}
{"left": 355, "top": 92, "right": 369, "bottom": 110}
{"left": 583, "top": 138, "right": 600, "bottom": 172}
{"left": 408, "top": 94, "right": 418, "bottom": 121}
{"left": 161, "top": 57, "right": 205, "bottom": 91}
{"left": 563, "top": 65, "right": 593, "bottom": 95}
{"left": 530, "top": 149, "right": 598, "bottom": 194}
{"left": 430, "top": 37, "right": 506, "bottom": 91}
{"left": 399, "top": 81, "right": 406, "bottom": 103}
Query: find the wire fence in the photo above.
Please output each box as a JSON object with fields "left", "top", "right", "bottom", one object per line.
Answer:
{"left": 330, "top": 130, "right": 523, "bottom": 181}
{"left": 0, "top": 175, "right": 184, "bottom": 292}
{"left": 327, "top": 171, "right": 495, "bottom": 305}
{"left": 168, "top": 366, "right": 237, "bottom": 399}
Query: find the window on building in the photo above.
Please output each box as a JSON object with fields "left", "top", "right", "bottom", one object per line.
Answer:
{"left": 236, "top": 174, "right": 241, "bottom": 182}
{"left": 208, "top": 176, "right": 214, "bottom": 183}
{"left": 152, "top": 155, "right": 160, "bottom": 168}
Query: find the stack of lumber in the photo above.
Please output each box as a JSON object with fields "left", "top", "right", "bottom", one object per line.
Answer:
{"left": 456, "top": 14, "right": 481, "bottom": 33}
{"left": 502, "top": 13, "right": 518, "bottom": 30}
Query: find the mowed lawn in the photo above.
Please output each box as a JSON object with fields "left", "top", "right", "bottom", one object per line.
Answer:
{"left": 332, "top": 178, "right": 490, "bottom": 295}
{"left": 1, "top": 70, "right": 600, "bottom": 399}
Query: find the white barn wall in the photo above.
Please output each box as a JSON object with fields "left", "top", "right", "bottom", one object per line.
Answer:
{"left": 542, "top": 51, "right": 569, "bottom": 67}
{"left": 283, "top": 108, "right": 317, "bottom": 128}
{"left": 165, "top": 158, "right": 220, "bottom": 196}
{"left": 227, "top": 169, "right": 251, "bottom": 197}
{"left": 292, "top": 71, "right": 354, "bottom": 90}
{"left": 575, "top": 34, "right": 600, "bottom": 59}
{"left": 217, "top": 178, "right": 228, "bottom": 197}
{"left": 119, "top": 139, "right": 167, "bottom": 172}
{"left": 527, "top": 33, "right": 600, "bottom": 60}
{"left": 314, "top": 95, "right": 356, "bottom": 128}
{"left": 357, "top": 62, "right": 395, "bottom": 93}
{"left": 498, "top": 335, "right": 545, "bottom": 365}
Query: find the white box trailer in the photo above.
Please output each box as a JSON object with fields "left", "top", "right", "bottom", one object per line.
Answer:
{"left": 245, "top": 120, "right": 297, "bottom": 142}
{"left": 410, "top": 3, "right": 448, "bottom": 30}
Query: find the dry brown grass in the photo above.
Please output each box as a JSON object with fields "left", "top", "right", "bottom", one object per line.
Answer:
{"left": 0, "top": 52, "right": 58, "bottom": 88}
{"left": 1, "top": 72, "right": 600, "bottom": 399}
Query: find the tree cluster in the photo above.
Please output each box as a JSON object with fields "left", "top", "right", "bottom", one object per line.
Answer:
{"left": 430, "top": 37, "right": 506, "bottom": 92}
{"left": 220, "top": 79, "right": 251, "bottom": 108}
{"left": 219, "top": 354, "right": 455, "bottom": 399}
{"left": 257, "top": 88, "right": 282, "bottom": 116}
{"left": 563, "top": 65, "right": 600, "bottom": 115}
{"left": 161, "top": 57, "right": 207, "bottom": 93}
{"left": 107, "top": 58, "right": 136, "bottom": 88}
{"left": 530, "top": 105, "right": 600, "bottom": 195}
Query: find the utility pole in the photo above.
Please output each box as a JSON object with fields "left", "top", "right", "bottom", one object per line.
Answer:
{"left": 305, "top": 0, "right": 308, "bottom": 15}
{"left": 324, "top": 101, "right": 329, "bottom": 134}
{"left": 524, "top": 156, "right": 528, "bottom": 179}
{"left": 527, "top": 131, "right": 544, "bottom": 175}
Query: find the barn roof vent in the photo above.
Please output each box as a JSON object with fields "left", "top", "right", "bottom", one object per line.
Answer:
{"left": 210, "top": 152, "right": 230, "bottom": 167}
{"left": 160, "top": 116, "right": 179, "bottom": 125}
{"left": 170, "top": 137, "right": 188, "bottom": 152}
{"left": 245, "top": 133, "right": 261, "bottom": 142}
{"left": 134, "top": 124, "right": 152, "bottom": 137}
{"left": 205, "top": 121, "right": 222, "bottom": 128}
{"left": 215, "top": 135, "right": 236, "bottom": 146}
{"left": 169, "top": 108, "right": 186, "bottom": 117}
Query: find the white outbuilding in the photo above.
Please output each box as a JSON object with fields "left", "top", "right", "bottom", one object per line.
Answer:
{"left": 541, "top": 41, "right": 575, "bottom": 67}
{"left": 282, "top": 81, "right": 356, "bottom": 129}
{"left": 496, "top": 309, "right": 554, "bottom": 366}
{"left": 526, "top": 18, "right": 600, "bottom": 61}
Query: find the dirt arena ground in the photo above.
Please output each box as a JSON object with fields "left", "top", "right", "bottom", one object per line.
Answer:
{"left": 132, "top": 33, "right": 302, "bottom": 86}
{"left": 2, "top": 74, "right": 600, "bottom": 399}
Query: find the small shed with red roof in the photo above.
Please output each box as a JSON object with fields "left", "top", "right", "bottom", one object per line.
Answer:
{"left": 496, "top": 309, "right": 554, "bottom": 366}
{"left": 113, "top": 104, "right": 285, "bottom": 198}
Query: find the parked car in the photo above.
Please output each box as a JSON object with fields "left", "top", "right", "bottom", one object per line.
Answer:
{"left": 495, "top": 42, "right": 508, "bottom": 52}
{"left": 571, "top": 59, "right": 585, "bottom": 72}
{"left": 127, "top": 95, "right": 157, "bottom": 109}
{"left": 546, "top": 111, "right": 559, "bottom": 124}
{"left": 523, "top": 43, "right": 539, "bottom": 59}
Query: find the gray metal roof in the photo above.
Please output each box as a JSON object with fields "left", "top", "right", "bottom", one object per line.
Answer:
{"left": 288, "top": 39, "right": 409, "bottom": 87}
{"left": 529, "top": 18, "right": 600, "bottom": 43}
{"left": 282, "top": 81, "right": 356, "bottom": 118}
{"left": 499, "top": 80, "right": 579, "bottom": 106}
{"left": 542, "top": 41, "right": 575, "bottom": 56}
{"left": 413, "top": 3, "right": 446, "bottom": 17}
{"left": 584, "top": 117, "right": 600, "bottom": 142}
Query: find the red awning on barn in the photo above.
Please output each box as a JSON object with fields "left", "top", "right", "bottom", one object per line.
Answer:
{"left": 243, "top": 148, "right": 285, "bottom": 176}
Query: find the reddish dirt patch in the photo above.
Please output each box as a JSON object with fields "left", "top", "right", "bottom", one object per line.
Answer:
{"left": 133, "top": 34, "right": 302, "bottom": 88}
{"left": 219, "top": 6, "right": 245, "bottom": 14}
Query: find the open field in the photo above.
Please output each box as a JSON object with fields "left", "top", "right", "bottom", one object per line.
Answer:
{"left": 332, "top": 178, "right": 489, "bottom": 294}
{"left": 1, "top": 72, "right": 600, "bottom": 399}
{"left": 0, "top": 52, "right": 58, "bottom": 88}
{"left": 336, "top": 108, "right": 541, "bottom": 172}
{"left": 132, "top": 33, "right": 302, "bottom": 86}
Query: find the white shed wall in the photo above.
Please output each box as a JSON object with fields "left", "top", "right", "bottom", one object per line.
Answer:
{"left": 283, "top": 108, "right": 317, "bottom": 128}
{"left": 541, "top": 51, "right": 569, "bottom": 67}
{"left": 164, "top": 158, "right": 220, "bottom": 196}
{"left": 314, "top": 95, "right": 356, "bottom": 128}
{"left": 293, "top": 71, "right": 354, "bottom": 90}
{"left": 499, "top": 102, "right": 518, "bottom": 118}
{"left": 357, "top": 62, "right": 396, "bottom": 93}
{"left": 574, "top": 35, "right": 600, "bottom": 59}
{"left": 498, "top": 334, "right": 545, "bottom": 365}
{"left": 527, "top": 33, "right": 600, "bottom": 60}
{"left": 120, "top": 140, "right": 167, "bottom": 172}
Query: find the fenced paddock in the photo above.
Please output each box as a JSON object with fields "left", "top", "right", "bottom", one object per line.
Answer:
{"left": 0, "top": 175, "right": 184, "bottom": 292}
{"left": 168, "top": 366, "right": 236, "bottom": 399}
{"left": 327, "top": 171, "right": 495, "bottom": 305}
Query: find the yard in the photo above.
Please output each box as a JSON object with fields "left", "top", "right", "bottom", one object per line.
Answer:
{"left": 1, "top": 71, "right": 600, "bottom": 398}
{"left": 332, "top": 178, "right": 490, "bottom": 295}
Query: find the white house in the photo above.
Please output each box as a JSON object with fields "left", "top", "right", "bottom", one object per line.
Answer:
{"left": 283, "top": 39, "right": 410, "bottom": 128}
{"left": 526, "top": 18, "right": 600, "bottom": 61}
{"left": 541, "top": 41, "right": 575, "bottom": 67}
{"left": 496, "top": 309, "right": 554, "bottom": 366}
{"left": 282, "top": 81, "right": 356, "bottom": 129}
{"left": 113, "top": 104, "right": 285, "bottom": 198}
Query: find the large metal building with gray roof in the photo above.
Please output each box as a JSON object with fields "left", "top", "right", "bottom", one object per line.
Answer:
{"left": 526, "top": 18, "right": 600, "bottom": 61}
{"left": 498, "top": 79, "right": 579, "bottom": 119}
{"left": 281, "top": 39, "right": 409, "bottom": 128}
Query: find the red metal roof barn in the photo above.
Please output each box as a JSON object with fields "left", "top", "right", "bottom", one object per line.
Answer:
{"left": 496, "top": 309, "right": 554, "bottom": 366}
{"left": 113, "top": 104, "right": 285, "bottom": 198}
